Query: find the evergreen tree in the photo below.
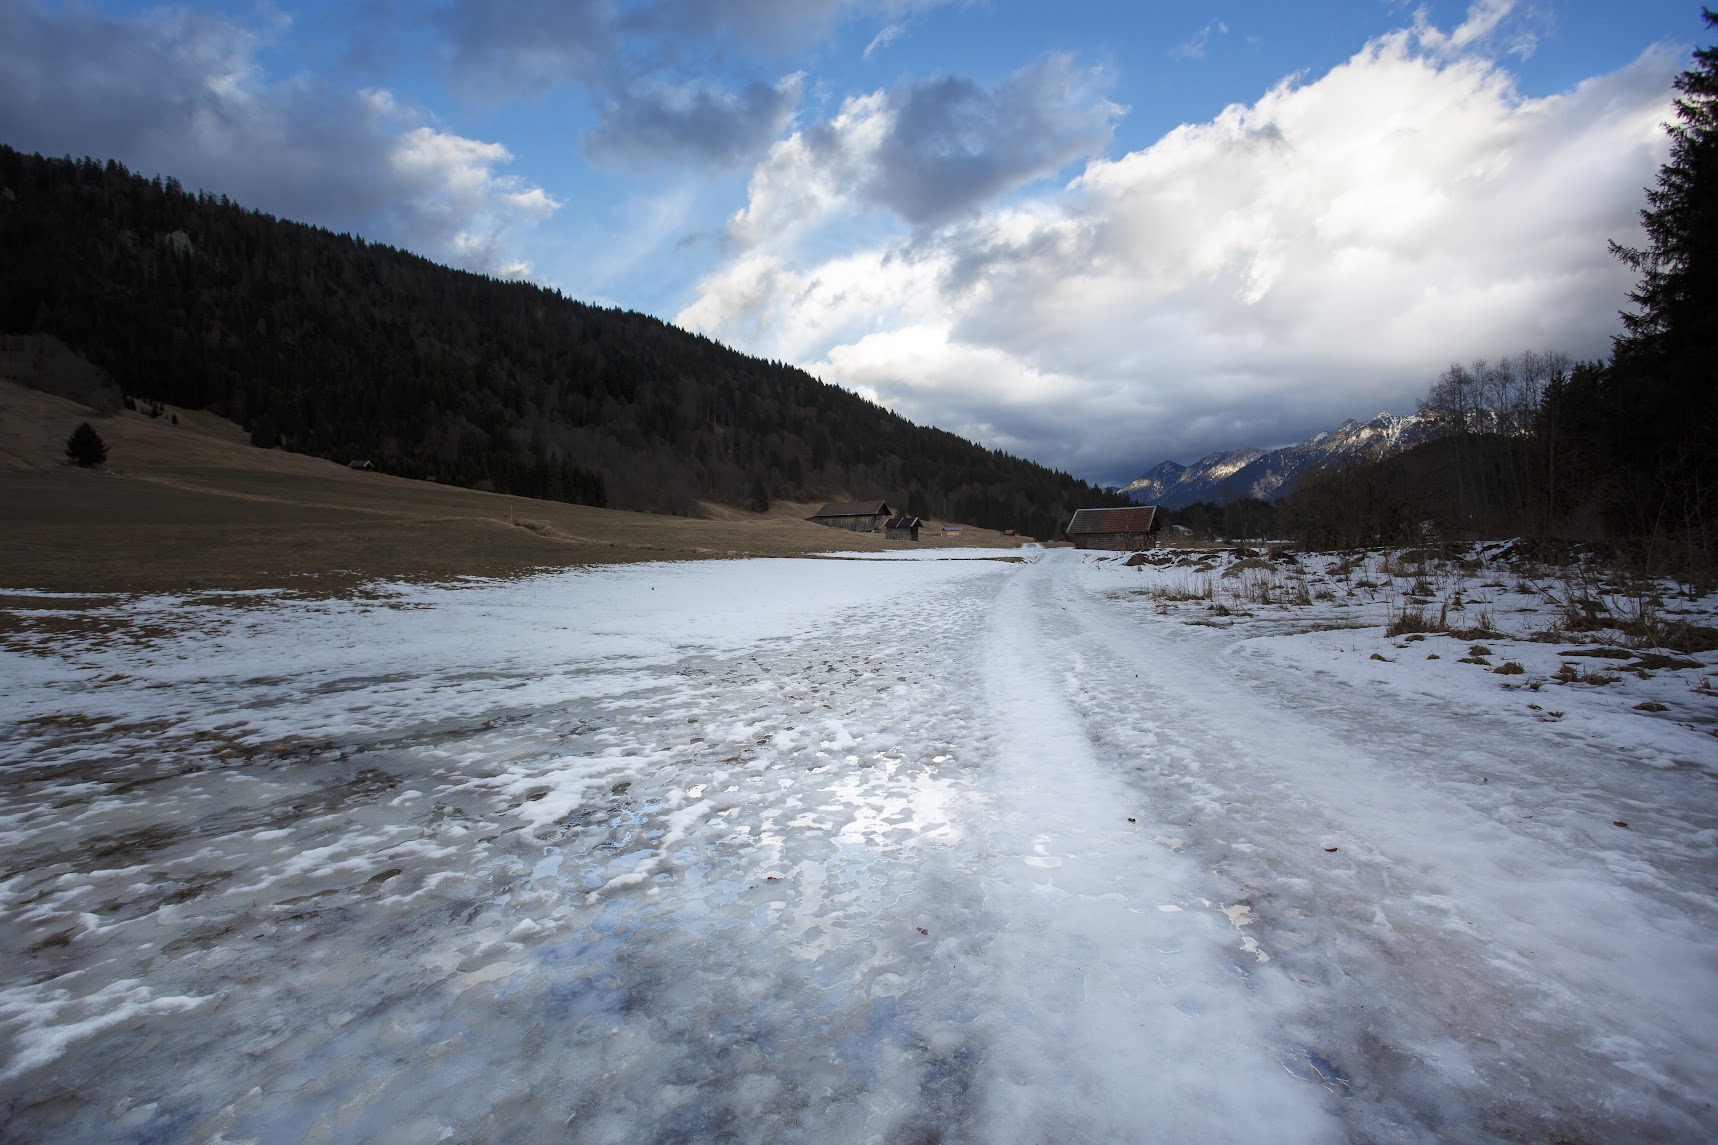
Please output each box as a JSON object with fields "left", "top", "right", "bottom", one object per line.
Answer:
{"left": 1601, "top": 10, "right": 1718, "bottom": 561}
{"left": 1611, "top": 8, "right": 1718, "bottom": 365}
{"left": 65, "top": 422, "right": 107, "bottom": 467}
{"left": 1607, "top": 9, "right": 1718, "bottom": 484}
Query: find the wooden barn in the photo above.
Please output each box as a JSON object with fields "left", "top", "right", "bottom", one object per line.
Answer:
{"left": 884, "top": 515, "right": 922, "bottom": 541}
{"left": 1065, "top": 506, "right": 1164, "bottom": 551}
{"left": 808, "top": 500, "right": 892, "bottom": 533}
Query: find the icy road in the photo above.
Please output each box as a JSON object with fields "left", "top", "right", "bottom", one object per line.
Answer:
{"left": 2, "top": 548, "right": 1715, "bottom": 1143}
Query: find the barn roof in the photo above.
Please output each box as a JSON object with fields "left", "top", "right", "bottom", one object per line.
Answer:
{"left": 813, "top": 500, "right": 891, "bottom": 517}
{"left": 1066, "top": 506, "right": 1162, "bottom": 535}
{"left": 884, "top": 515, "right": 921, "bottom": 529}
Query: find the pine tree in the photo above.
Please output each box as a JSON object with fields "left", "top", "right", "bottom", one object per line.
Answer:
{"left": 1604, "top": 9, "right": 1718, "bottom": 560}
{"left": 1608, "top": 10, "right": 1718, "bottom": 454}
{"left": 1612, "top": 8, "right": 1718, "bottom": 360}
{"left": 65, "top": 422, "right": 108, "bottom": 467}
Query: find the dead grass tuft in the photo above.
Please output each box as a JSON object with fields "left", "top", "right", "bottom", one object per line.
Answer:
{"left": 1146, "top": 575, "right": 1215, "bottom": 602}
{"left": 1385, "top": 604, "right": 1445, "bottom": 637}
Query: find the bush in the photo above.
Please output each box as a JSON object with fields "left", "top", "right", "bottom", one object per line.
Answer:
{"left": 64, "top": 421, "right": 107, "bottom": 467}
{"left": 1386, "top": 604, "right": 1445, "bottom": 636}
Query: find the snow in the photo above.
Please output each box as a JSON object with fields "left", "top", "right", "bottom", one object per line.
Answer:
{"left": 2, "top": 546, "right": 1716, "bottom": 1142}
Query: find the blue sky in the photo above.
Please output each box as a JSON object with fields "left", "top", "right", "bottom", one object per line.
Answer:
{"left": 0, "top": 0, "right": 1705, "bottom": 484}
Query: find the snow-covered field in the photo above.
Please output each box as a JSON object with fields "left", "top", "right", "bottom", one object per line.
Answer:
{"left": 2, "top": 546, "right": 1715, "bottom": 1143}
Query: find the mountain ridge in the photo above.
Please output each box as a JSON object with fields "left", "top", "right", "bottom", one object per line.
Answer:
{"left": 0, "top": 145, "right": 1127, "bottom": 540}
{"left": 1121, "top": 412, "right": 1437, "bottom": 508}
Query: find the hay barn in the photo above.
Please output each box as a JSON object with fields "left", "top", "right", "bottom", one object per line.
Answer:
{"left": 808, "top": 500, "right": 892, "bottom": 533}
{"left": 884, "top": 515, "right": 922, "bottom": 541}
{"left": 1066, "top": 506, "right": 1164, "bottom": 551}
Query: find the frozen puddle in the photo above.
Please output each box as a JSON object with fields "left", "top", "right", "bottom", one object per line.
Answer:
{"left": 2, "top": 551, "right": 1715, "bottom": 1143}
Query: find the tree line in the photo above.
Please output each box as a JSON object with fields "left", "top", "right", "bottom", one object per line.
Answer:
{"left": 0, "top": 146, "right": 1126, "bottom": 540}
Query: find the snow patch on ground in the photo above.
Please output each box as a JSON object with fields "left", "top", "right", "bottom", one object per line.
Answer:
{"left": 1, "top": 546, "right": 1714, "bottom": 1142}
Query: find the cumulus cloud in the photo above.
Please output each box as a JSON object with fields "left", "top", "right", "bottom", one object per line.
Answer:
{"left": 433, "top": 0, "right": 615, "bottom": 99}
{"left": 0, "top": 1, "right": 556, "bottom": 277}
{"left": 1414, "top": 0, "right": 1543, "bottom": 60}
{"left": 679, "top": 20, "right": 1680, "bottom": 483}
{"left": 433, "top": 0, "right": 950, "bottom": 169}
{"left": 633, "top": 0, "right": 923, "bottom": 57}
{"left": 585, "top": 76, "right": 802, "bottom": 171}
{"left": 874, "top": 57, "right": 1123, "bottom": 225}
{"left": 723, "top": 54, "right": 1120, "bottom": 244}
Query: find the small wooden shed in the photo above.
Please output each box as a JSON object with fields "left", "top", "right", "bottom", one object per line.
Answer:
{"left": 1066, "top": 506, "right": 1164, "bottom": 551}
{"left": 884, "top": 515, "right": 922, "bottom": 541}
{"left": 809, "top": 500, "right": 892, "bottom": 533}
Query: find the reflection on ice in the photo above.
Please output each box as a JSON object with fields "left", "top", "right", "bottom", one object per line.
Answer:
{"left": 0, "top": 560, "right": 1015, "bottom": 1143}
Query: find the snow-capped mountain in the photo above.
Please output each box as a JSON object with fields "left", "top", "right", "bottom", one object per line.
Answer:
{"left": 1121, "top": 412, "right": 1434, "bottom": 507}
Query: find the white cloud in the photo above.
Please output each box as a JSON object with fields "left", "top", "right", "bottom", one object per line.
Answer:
{"left": 723, "top": 53, "right": 1120, "bottom": 244}
{"left": 723, "top": 92, "right": 895, "bottom": 247}
{"left": 0, "top": 2, "right": 558, "bottom": 278}
{"left": 678, "top": 22, "right": 1680, "bottom": 483}
{"left": 1416, "top": 0, "right": 1540, "bottom": 60}
{"left": 384, "top": 118, "right": 561, "bottom": 278}
{"left": 1172, "top": 20, "right": 1230, "bottom": 61}
{"left": 864, "top": 23, "right": 905, "bottom": 60}
{"left": 434, "top": 0, "right": 953, "bottom": 168}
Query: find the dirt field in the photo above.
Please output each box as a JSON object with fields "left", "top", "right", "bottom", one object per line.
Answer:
{"left": 0, "top": 374, "right": 1032, "bottom": 595}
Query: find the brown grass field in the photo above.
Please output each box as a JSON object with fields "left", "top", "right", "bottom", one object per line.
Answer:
{"left": 0, "top": 367, "right": 1032, "bottom": 595}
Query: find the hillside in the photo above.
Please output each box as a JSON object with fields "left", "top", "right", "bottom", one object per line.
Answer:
{"left": 1120, "top": 412, "right": 1435, "bottom": 508}
{"left": 0, "top": 368, "right": 1034, "bottom": 593}
{"left": 0, "top": 147, "right": 1124, "bottom": 540}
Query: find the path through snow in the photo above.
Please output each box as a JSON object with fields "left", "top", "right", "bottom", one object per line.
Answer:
{"left": 1, "top": 549, "right": 1714, "bottom": 1143}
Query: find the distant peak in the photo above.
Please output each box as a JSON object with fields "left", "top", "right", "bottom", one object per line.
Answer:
{"left": 1119, "top": 406, "right": 1432, "bottom": 508}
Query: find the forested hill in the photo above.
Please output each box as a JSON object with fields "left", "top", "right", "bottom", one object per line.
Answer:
{"left": 0, "top": 147, "right": 1125, "bottom": 538}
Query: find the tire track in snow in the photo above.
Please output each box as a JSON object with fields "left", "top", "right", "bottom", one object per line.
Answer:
{"left": 964, "top": 554, "right": 1339, "bottom": 1144}
{"left": 9, "top": 551, "right": 1709, "bottom": 1143}
{"left": 1039, "top": 550, "right": 1718, "bottom": 1144}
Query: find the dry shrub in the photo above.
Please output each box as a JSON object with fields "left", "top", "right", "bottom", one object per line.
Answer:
{"left": 1622, "top": 618, "right": 1718, "bottom": 654}
{"left": 1448, "top": 609, "right": 1505, "bottom": 640}
{"left": 1631, "top": 651, "right": 1702, "bottom": 670}
{"left": 1148, "top": 575, "right": 1215, "bottom": 602}
{"left": 1383, "top": 548, "right": 1443, "bottom": 578}
{"left": 1386, "top": 604, "right": 1446, "bottom": 637}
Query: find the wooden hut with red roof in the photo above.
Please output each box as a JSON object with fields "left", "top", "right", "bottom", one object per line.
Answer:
{"left": 1065, "top": 506, "right": 1164, "bottom": 551}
